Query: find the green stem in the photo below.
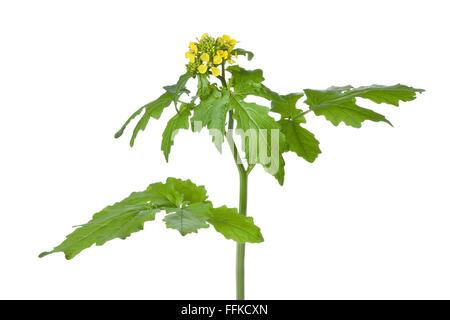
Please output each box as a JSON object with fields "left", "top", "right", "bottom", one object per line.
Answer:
{"left": 236, "top": 168, "right": 248, "bottom": 300}
{"left": 226, "top": 110, "right": 248, "bottom": 300}
{"left": 222, "top": 71, "right": 249, "bottom": 300}
{"left": 296, "top": 108, "right": 312, "bottom": 119}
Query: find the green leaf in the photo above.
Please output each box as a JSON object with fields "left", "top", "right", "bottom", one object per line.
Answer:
{"left": 191, "top": 87, "right": 231, "bottom": 152}
{"left": 279, "top": 119, "right": 321, "bottom": 163}
{"left": 271, "top": 93, "right": 305, "bottom": 120}
{"left": 230, "top": 94, "right": 286, "bottom": 185}
{"left": 337, "top": 84, "right": 425, "bottom": 106}
{"left": 39, "top": 204, "right": 159, "bottom": 260}
{"left": 115, "top": 72, "right": 192, "bottom": 146}
{"left": 127, "top": 92, "right": 175, "bottom": 147}
{"left": 163, "top": 202, "right": 211, "bottom": 236}
{"left": 303, "top": 84, "right": 423, "bottom": 128}
{"left": 227, "top": 66, "right": 284, "bottom": 103}
{"left": 231, "top": 48, "right": 254, "bottom": 61}
{"left": 207, "top": 206, "right": 263, "bottom": 243}
{"left": 113, "top": 105, "right": 146, "bottom": 139}
{"left": 304, "top": 86, "right": 392, "bottom": 128}
{"left": 163, "top": 72, "right": 192, "bottom": 107}
{"left": 196, "top": 74, "right": 211, "bottom": 98}
{"left": 161, "top": 103, "right": 191, "bottom": 162}
{"left": 40, "top": 177, "right": 263, "bottom": 260}
{"left": 115, "top": 92, "right": 173, "bottom": 146}
{"left": 274, "top": 155, "right": 286, "bottom": 185}
{"left": 164, "top": 177, "right": 208, "bottom": 204}
{"left": 38, "top": 180, "right": 184, "bottom": 260}
{"left": 39, "top": 178, "right": 212, "bottom": 259}
{"left": 228, "top": 65, "right": 264, "bottom": 85}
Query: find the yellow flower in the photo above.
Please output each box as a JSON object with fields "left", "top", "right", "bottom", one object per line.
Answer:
{"left": 216, "top": 50, "right": 228, "bottom": 59}
{"left": 197, "top": 64, "right": 208, "bottom": 74}
{"left": 200, "top": 52, "right": 209, "bottom": 62}
{"left": 213, "top": 55, "right": 222, "bottom": 64}
{"left": 185, "top": 51, "right": 195, "bottom": 63}
{"left": 189, "top": 42, "right": 198, "bottom": 54}
{"left": 211, "top": 67, "right": 221, "bottom": 77}
{"left": 185, "top": 34, "right": 239, "bottom": 74}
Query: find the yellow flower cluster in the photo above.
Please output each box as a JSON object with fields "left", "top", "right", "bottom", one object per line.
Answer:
{"left": 185, "top": 33, "right": 238, "bottom": 77}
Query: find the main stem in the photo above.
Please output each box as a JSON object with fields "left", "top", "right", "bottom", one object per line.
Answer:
{"left": 236, "top": 168, "right": 248, "bottom": 300}
{"left": 220, "top": 73, "right": 249, "bottom": 300}
{"left": 226, "top": 110, "right": 248, "bottom": 300}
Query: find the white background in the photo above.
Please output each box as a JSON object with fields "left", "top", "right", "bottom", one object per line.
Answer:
{"left": 1, "top": 0, "right": 449, "bottom": 299}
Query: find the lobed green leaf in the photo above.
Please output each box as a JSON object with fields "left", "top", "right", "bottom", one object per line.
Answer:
{"left": 163, "top": 72, "right": 192, "bottom": 107}
{"left": 191, "top": 87, "right": 231, "bottom": 152}
{"left": 196, "top": 74, "right": 211, "bottom": 98}
{"left": 271, "top": 93, "right": 305, "bottom": 120}
{"left": 304, "top": 86, "right": 391, "bottom": 128}
{"left": 231, "top": 48, "right": 254, "bottom": 61}
{"left": 278, "top": 119, "right": 321, "bottom": 163}
{"left": 207, "top": 206, "right": 264, "bottom": 243}
{"left": 164, "top": 203, "right": 211, "bottom": 236}
{"left": 230, "top": 94, "right": 286, "bottom": 185}
{"left": 337, "top": 84, "right": 424, "bottom": 106}
{"left": 115, "top": 72, "right": 192, "bottom": 146}
{"left": 227, "top": 66, "right": 284, "bottom": 103}
{"left": 161, "top": 103, "right": 192, "bottom": 162}
{"left": 303, "top": 84, "right": 423, "bottom": 128}
{"left": 40, "top": 178, "right": 263, "bottom": 259}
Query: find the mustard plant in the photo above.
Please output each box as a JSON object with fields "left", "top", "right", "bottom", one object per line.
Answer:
{"left": 40, "top": 34, "right": 424, "bottom": 300}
